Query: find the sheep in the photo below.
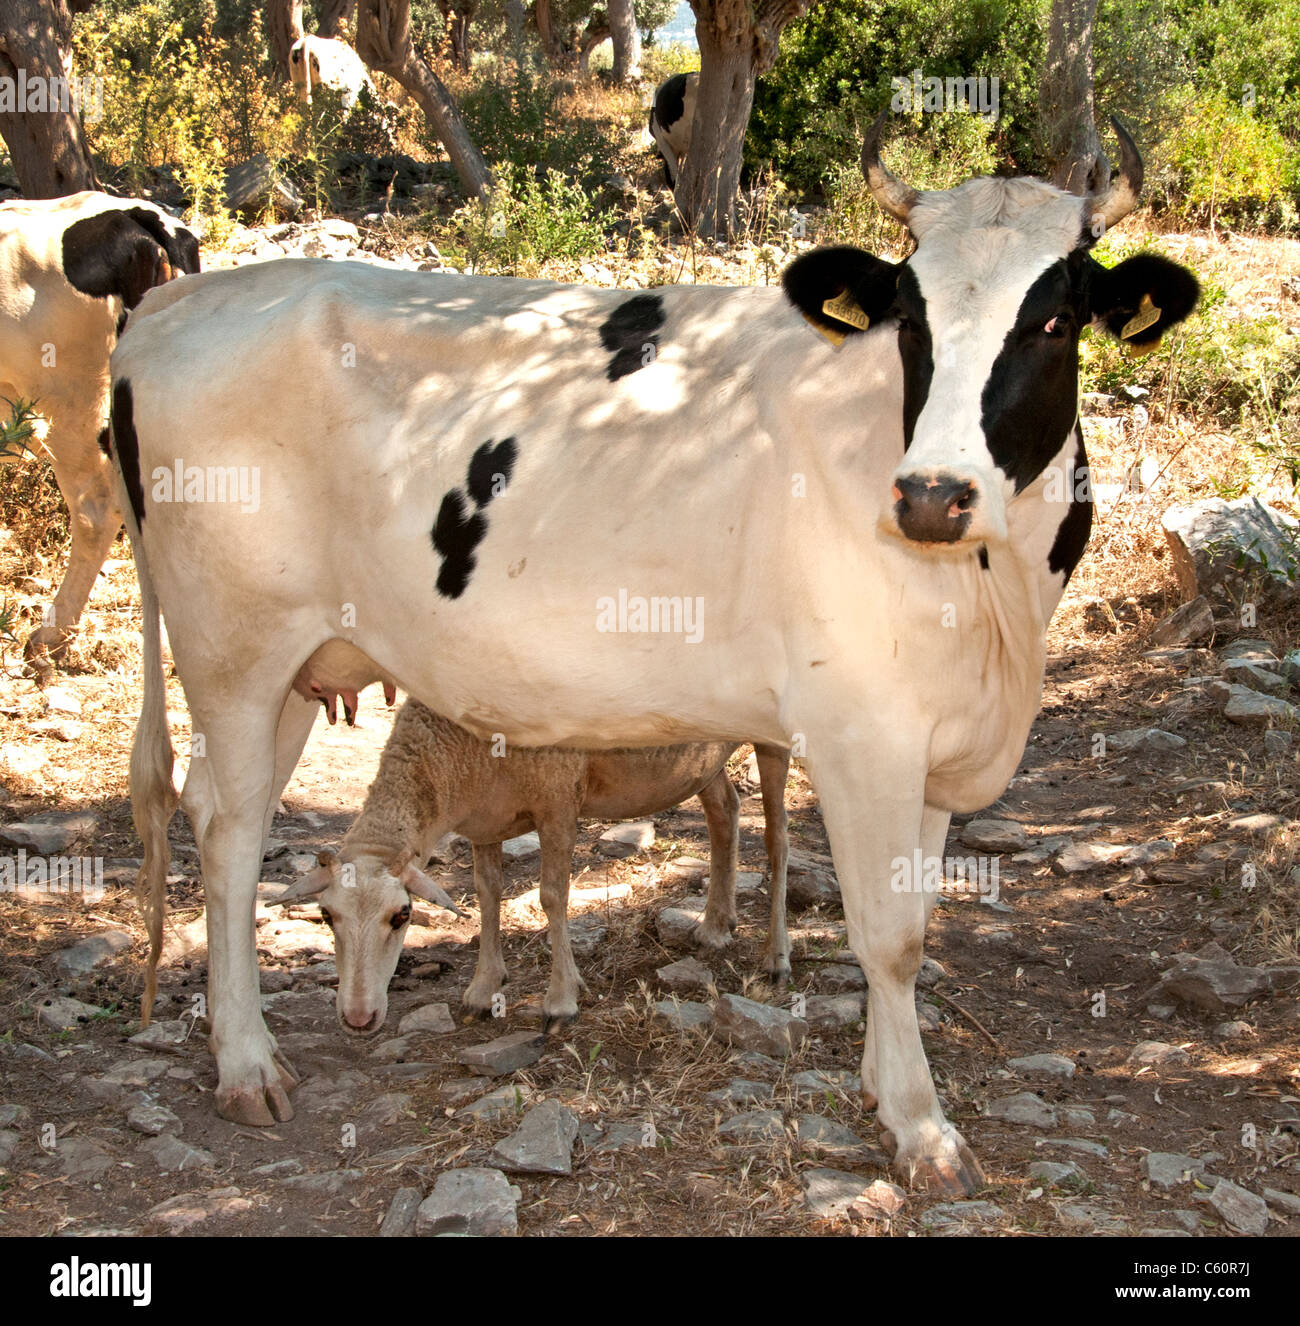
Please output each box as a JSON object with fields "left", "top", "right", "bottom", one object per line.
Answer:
{"left": 271, "top": 698, "right": 791, "bottom": 1036}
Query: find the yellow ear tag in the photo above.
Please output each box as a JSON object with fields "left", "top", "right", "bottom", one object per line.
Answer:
{"left": 1121, "top": 292, "right": 1161, "bottom": 340}
{"left": 802, "top": 311, "right": 847, "bottom": 348}
{"left": 1127, "top": 333, "right": 1163, "bottom": 358}
{"left": 821, "top": 290, "right": 871, "bottom": 331}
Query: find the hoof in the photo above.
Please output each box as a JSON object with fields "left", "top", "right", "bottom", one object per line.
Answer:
{"left": 216, "top": 1080, "right": 295, "bottom": 1126}
{"left": 889, "top": 1139, "right": 986, "bottom": 1196}
{"left": 762, "top": 956, "right": 792, "bottom": 985}
{"left": 542, "top": 1011, "right": 579, "bottom": 1037}
{"left": 862, "top": 1089, "right": 879, "bottom": 1112}
{"left": 690, "top": 920, "right": 735, "bottom": 952}
{"left": 462, "top": 1002, "right": 496, "bottom": 1022}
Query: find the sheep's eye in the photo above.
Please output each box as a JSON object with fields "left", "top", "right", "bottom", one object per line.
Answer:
{"left": 390, "top": 905, "right": 411, "bottom": 931}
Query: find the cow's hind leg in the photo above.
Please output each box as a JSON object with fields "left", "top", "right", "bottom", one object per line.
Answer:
{"left": 463, "top": 843, "right": 507, "bottom": 1018}
{"left": 807, "top": 741, "right": 983, "bottom": 1197}
{"left": 754, "top": 743, "right": 791, "bottom": 982}
{"left": 693, "top": 768, "right": 739, "bottom": 951}
{"left": 182, "top": 697, "right": 300, "bottom": 1126}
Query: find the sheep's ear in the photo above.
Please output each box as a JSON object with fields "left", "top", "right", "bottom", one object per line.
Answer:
{"left": 398, "top": 860, "right": 465, "bottom": 917}
{"left": 270, "top": 854, "right": 337, "bottom": 906}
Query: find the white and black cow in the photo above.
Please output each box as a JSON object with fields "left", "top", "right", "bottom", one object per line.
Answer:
{"left": 0, "top": 193, "right": 199, "bottom": 673}
{"left": 288, "top": 34, "right": 375, "bottom": 111}
{"left": 649, "top": 71, "right": 697, "bottom": 187}
{"left": 109, "top": 117, "right": 1196, "bottom": 1193}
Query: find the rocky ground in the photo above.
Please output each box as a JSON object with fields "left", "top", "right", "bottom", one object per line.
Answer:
{"left": 0, "top": 546, "right": 1298, "bottom": 1235}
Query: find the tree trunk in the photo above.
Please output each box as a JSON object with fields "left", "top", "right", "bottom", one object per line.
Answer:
{"left": 608, "top": 0, "right": 640, "bottom": 81}
{"left": 266, "top": 0, "right": 305, "bottom": 76}
{"left": 0, "top": 0, "right": 98, "bottom": 198}
{"left": 676, "top": 0, "right": 817, "bottom": 238}
{"left": 577, "top": 21, "right": 610, "bottom": 76}
{"left": 356, "top": 0, "right": 491, "bottom": 199}
{"left": 531, "top": 0, "right": 575, "bottom": 69}
{"left": 316, "top": 0, "right": 356, "bottom": 39}
{"left": 1042, "top": 0, "right": 1106, "bottom": 194}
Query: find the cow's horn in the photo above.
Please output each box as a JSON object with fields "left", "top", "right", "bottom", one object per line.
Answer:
{"left": 1086, "top": 116, "right": 1145, "bottom": 234}
{"left": 860, "top": 109, "right": 920, "bottom": 224}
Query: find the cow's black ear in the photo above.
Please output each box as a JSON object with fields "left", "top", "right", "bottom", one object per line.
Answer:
{"left": 62, "top": 209, "right": 177, "bottom": 309}
{"left": 781, "top": 245, "right": 900, "bottom": 338}
{"left": 1090, "top": 252, "right": 1199, "bottom": 352}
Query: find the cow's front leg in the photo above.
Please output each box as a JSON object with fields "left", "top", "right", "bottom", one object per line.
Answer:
{"left": 808, "top": 743, "right": 982, "bottom": 1196}
{"left": 185, "top": 723, "right": 298, "bottom": 1125}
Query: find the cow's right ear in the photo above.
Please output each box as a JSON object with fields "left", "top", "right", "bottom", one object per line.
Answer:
{"left": 61, "top": 209, "right": 191, "bottom": 310}
{"left": 781, "top": 245, "right": 900, "bottom": 340}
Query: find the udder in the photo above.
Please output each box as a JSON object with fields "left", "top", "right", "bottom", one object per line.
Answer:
{"left": 291, "top": 639, "right": 397, "bottom": 726}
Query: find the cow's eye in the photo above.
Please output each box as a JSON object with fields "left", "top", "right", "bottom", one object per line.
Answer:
{"left": 1042, "top": 314, "right": 1071, "bottom": 337}
{"left": 390, "top": 905, "right": 411, "bottom": 931}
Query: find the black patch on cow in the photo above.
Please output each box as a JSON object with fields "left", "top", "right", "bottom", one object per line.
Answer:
{"left": 431, "top": 438, "right": 522, "bottom": 599}
{"left": 62, "top": 206, "right": 200, "bottom": 311}
{"left": 599, "top": 294, "right": 665, "bottom": 381}
{"left": 466, "top": 436, "right": 517, "bottom": 506}
{"left": 109, "top": 378, "right": 146, "bottom": 527}
{"left": 97, "top": 425, "right": 111, "bottom": 459}
{"left": 980, "top": 254, "right": 1093, "bottom": 493}
{"left": 1048, "top": 430, "right": 1093, "bottom": 583}
{"left": 893, "top": 266, "right": 934, "bottom": 452}
{"left": 780, "top": 246, "right": 901, "bottom": 343}
{"left": 654, "top": 73, "right": 688, "bottom": 130}
{"left": 1088, "top": 252, "right": 1199, "bottom": 352}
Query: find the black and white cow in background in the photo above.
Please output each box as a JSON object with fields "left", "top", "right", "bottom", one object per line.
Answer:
{"left": 649, "top": 71, "right": 698, "bottom": 187}
{"left": 0, "top": 193, "right": 199, "bottom": 674}
{"left": 289, "top": 34, "right": 375, "bottom": 110}
{"left": 110, "top": 115, "right": 1197, "bottom": 1194}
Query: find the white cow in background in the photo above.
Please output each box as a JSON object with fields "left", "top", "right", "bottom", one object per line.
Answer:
{"left": 289, "top": 35, "right": 375, "bottom": 110}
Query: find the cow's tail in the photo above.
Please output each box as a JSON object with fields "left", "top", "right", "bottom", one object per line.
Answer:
{"left": 110, "top": 396, "right": 177, "bottom": 1027}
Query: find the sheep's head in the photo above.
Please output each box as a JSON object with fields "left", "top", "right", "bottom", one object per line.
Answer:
{"left": 271, "top": 849, "right": 463, "bottom": 1036}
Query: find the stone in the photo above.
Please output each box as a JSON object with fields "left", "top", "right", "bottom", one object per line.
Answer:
{"left": 1264, "top": 731, "right": 1294, "bottom": 757}
{"left": 417, "top": 1168, "right": 520, "bottom": 1236}
{"left": 1222, "top": 659, "right": 1288, "bottom": 692}
{"left": 802, "top": 992, "right": 865, "bottom": 1031}
{"left": 501, "top": 832, "right": 540, "bottom": 860}
{"left": 456, "top": 1082, "right": 533, "bottom": 1122}
{"left": 656, "top": 956, "right": 713, "bottom": 994}
{"left": 728, "top": 1050, "right": 781, "bottom": 1079}
{"left": 398, "top": 1002, "right": 456, "bottom": 1036}
{"left": 717, "top": 1109, "right": 785, "bottom": 1142}
{"left": 491, "top": 1100, "right": 579, "bottom": 1175}
{"left": 1053, "top": 841, "right": 1129, "bottom": 873}
{"left": 1060, "top": 1202, "right": 1126, "bottom": 1233}
{"left": 596, "top": 821, "right": 655, "bottom": 858}
{"left": 960, "top": 818, "right": 1028, "bottom": 852}
{"left": 1107, "top": 728, "right": 1188, "bottom": 754}
{"left": 712, "top": 993, "right": 807, "bottom": 1057}
{"left": 1227, "top": 812, "right": 1287, "bottom": 838}
{"left": 705, "top": 1079, "right": 772, "bottom": 1107}
{"left": 379, "top": 1187, "right": 424, "bottom": 1236}
{"left": 126, "top": 1100, "right": 181, "bottom": 1136}
{"left": 1148, "top": 596, "right": 1213, "bottom": 645}
{"left": 0, "top": 810, "right": 98, "bottom": 853}
{"left": 1213, "top": 1019, "right": 1254, "bottom": 1041}
{"left": 53, "top": 929, "right": 133, "bottom": 978}
{"left": 662, "top": 855, "right": 708, "bottom": 882}
{"left": 1262, "top": 1188, "right": 1300, "bottom": 1217}
{"left": 1163, "top": 496, "right": 1300, "bottom": 608}
{"left": 917, "top": 956, "right": 946, "bottom": 988}
{"left": 567, "top": 915, "right": 607, "bottom": 957}
{"left": 1142, "top": 1152, "right": 1205, "bottom": 1189}
{"left": 1201, "top": 1178, "right": 1269, "bottom": 1236}
{"left": 1127, "top": 1041, "right": 1190, "bottom": 1067}
{"left": 986, "top": 1092, "right": 1057, "bottom": 1128}
{"left": 655, "top": 900, "right": 705, "bottom": 946}
{"left": 277, "top": 1169, "right": 365, "bottom": 1196}
{"left": 797, "top": 1114, "right": 866, "bottom": 1154}
{"left": 1142, "top": 946, "right": 1271, "bottom": 1013}
{"left": 1011, "top": 834, "right": 1073, "bottom": 865}
{"left": 0, "top": 1131, "right": 20, "bottom": 1167}
{"left": 51, "top": 1136, "right": 114, "bottom": 1180}
{"left": 652, "top": 999, "right": 713, "bottom": 1033}
{"left": 1008, "top": 1053, "right": 1076, "bottom": 1081}
{"left": 360, "top": 1092, "right": 412, "bottom": 1129}
{"left": 139, "top": 1135, "right": 213, "bottom": 1172}
{"left": 578, "top": 1120, "right": 647, "bottom": 1153}
{"left": 1029, "top": 1160, "right": 1084, "bottom": 1188}
{"left": 1038, "top": 1138, "right": 1108, "bottom": 1159}
{"left": 455, "top": 1031, "right": 545, "bottom": 1076}
{"left": 785, "top": 852, "right": 839, "bottom": 906}
{"left": 225, "top": 154, "right": 303, "bottom": 215}
{"left": 370, "top": 1037, "right": 416, "bottom": 1063}
{"left": 817, "top": 962, "right": 867, "bottom": 993}
{"left": 802, "top": 1168, "right": 882, "bottom": 1221}
{"left": 0, "top": 1104, "right": 30, "bottom": 1128}
{"left": 792, "top": 1068, "right": 860, "bottom": 1099}
{"left": 921, "top": 1201, "right": 1005, "bottom": 1230}
{"left": 1121, "top": 839, "right": 1176, "bottom": 866}
{"left": 37, "top": 995, "right": 105, "bottom": 1030}
{"left": 145, "top": 1190, "right": 253, "bottom": 1231}
{"left": 1223, "top": 688, "right": 1297, "bottom": 726}
{"left": 1059, "top": 1106, "right": 1095, "bottom": 1129}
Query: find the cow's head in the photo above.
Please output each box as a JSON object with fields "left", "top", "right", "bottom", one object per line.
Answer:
{"left": 782, "top": 116, "right": 1199, "bottom": 552}
{"left": 270, "top": 849, "right": 463, "bottom": 1036}
{"left": 62, "top": 202, "right": 201, "bottom": 313}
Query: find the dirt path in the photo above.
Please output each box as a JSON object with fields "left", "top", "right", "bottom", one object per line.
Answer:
{"left": 0, "top": 558, "right": 1297, "bottom": 1237}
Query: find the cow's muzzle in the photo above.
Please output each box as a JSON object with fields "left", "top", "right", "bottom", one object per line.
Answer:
{"left": 892, "top": 472, "right": 978, "bottom": 544}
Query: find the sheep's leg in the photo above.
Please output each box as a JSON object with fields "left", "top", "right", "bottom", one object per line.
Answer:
{"left": 693, "top": 769, "right": 740, "bottom": 951}
{"left": 754, "top": 743, "right": 792, "bottom": 982}
{"left": 538, "top": 815, "right": 580, "bottom": 1033}
{"left": 463, "top": 843, "right": 507, "bottom": 1019}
